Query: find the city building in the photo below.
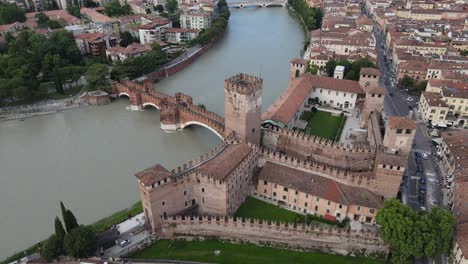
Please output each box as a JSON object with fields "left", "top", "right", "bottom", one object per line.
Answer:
{"left": 163, "top": 28, "right": 199, "bottom": 44}
{"left": 180, "top": 10, "right": 212, "bottom": 30}
{"left": 138, "top": 18, "right": 172, "bottom": 45}
{"left": 106, "top": 42, "right": 151, "bottom": 63}
{"left": 74, "top": 32, "right": 118, "bottom": 56}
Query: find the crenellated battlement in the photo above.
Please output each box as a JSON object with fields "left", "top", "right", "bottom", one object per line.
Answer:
{"left": 159, "top": 215, "right": 388, "bottom": 256}
{"left": 112, "top": 80, "right": 226, "bottom": 138}
{"left": 224, "top": 73, "right": 263, "bottom": 95}
{"left": 264, "top": 124, "right": 372, "bottom": 153}
{"left": 259, "top": 147, "right": 375, "bottom": 188}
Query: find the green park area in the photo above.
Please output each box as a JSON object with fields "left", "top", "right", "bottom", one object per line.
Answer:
{"left": 234, "top": 196, "right": 303, "bottom": 223}
{"left": 300, "top": 110, "right": 346, "bottom": 141}
{"left": 131, "top": 239, "right": 381, "bottom": 264}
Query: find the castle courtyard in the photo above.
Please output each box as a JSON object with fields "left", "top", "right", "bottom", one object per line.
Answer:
{"left": 299, "top": 110, "right": 347, "bottom": 141}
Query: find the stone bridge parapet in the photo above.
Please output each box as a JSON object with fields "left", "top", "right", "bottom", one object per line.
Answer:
{"left": 112, "top": 80, "right": 226, "bottom": 138}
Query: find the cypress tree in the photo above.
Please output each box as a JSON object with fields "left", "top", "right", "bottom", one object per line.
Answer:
{"left": 66, "top": 209, "right": 79, "bottom": 231}
{"left": 54, "top": 216, "right": 66, "bottom": 243}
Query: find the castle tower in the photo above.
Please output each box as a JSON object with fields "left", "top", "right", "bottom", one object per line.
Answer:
{"left": 373, "top": 152, "right": 407, "bottom": 198}
{"left": 359, "top": 68, "right": 380, "bottom": 90}
{"left": 289, "top": 58, "right": 307, "bottom": 80}
{"left": 383, "top": 115, "right": 416, "bottom": 155}
{"left": 224, "top": 73, "right": 262, "bottom": 144}
{"left": 361, "top": 85, "right": 385, "bottom": 128}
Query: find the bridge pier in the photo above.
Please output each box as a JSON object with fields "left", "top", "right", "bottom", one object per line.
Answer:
{"left": 130, "top": 104, "right": 142, "bottom": 111}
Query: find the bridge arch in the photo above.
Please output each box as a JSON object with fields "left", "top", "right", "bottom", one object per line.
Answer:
{"left": 118, "top": 92, "right": 130, "bottom": 98}
{"left": 180, "top": 121, "right": 224, "bottom": 139}
{"left": 142, "top": 102, "right": 160, "bottom": 110}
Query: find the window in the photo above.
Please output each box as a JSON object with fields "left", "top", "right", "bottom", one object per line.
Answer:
{"left": 264, "top": 181, "right": 267, "bottom": 185}
{"left": 284, "top": 187, "right": 288, "bottom": 192}
{"left": 405, "top": 129, "right": 412, "bottom": 134}
{"left": 327, "top": 201, "right": 331, "bottom": 206}
{"left": 339, "top": 204, "right": 342, "bottom": 209}
{"left": 336, "top": 91, "right": 338, "bottom": 96}
{"left": 396, "top": 129, "right": 403, "bottom": 134}
{"left": 320, "top": 89, "right": 323, "bottom": 93}
{"left": 294, "top": 199, "right": 297, "bottom": 203}
{"left": 185, "top": 201, "right": 188, "bottom": 206}
{"left": 264, "top": 189, "right": 267, "bottom": 194}
{"left": 305, "top": 202, "right": 308, "bottom": 207}
{"left": 202, "top": 198, "right": 205, "bottom": 203}
{"left": 305, "top": 194, "right": 309, "bottom": 198}
{"left": 274, "top": 184, "right": 277, "bottom": 188}
{"left": 282, "top": 195, "right": 286, "bottom": 200}
{"left": 295, "top": 190, "right": 298, "bottom": 195}
{"left": 365, "top": 216, "right": 372, "bottom": 223}
{"left": 344, "top": 93, "right": 347, "bottom": 97}
{"left": 273, "top": 192, "right": 276, "bottom": 197}
{"left": 202, "top": 188, "right": 205, "bottom": 193}
{"left": 351, "top": 94, "right": 354, "bottom": 98}
{"left": 430, "top": 109, "right": 436, "bottom": 113}
{"left": 316, "top": 197, "right": 320, "bottom": 202}
{"left": 162, "top": 201, "right": 165, "bottom": 206}
{"left": 328, "top": 90, "right": 331, "bottom": 95}
{"left": 326, "top": 209, "right": 330, "bottom": 214}
{"left": 369, "top": 208, "right": 375, "bottom": 214}
{"left": 197, "top": 179, "right": 200, "bottom": 183}
{"left": 357, "top": 206, "right": 361, "bottom": 211}
{"left": 315, "top": 206, "right": 318, "bottom": 211}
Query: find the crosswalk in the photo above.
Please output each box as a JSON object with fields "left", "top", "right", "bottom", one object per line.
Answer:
{"left": 412, "top": 148, "right": 432, "bottom": 155}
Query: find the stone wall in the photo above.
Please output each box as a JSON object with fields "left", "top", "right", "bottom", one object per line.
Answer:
{"left": 160, "top": 216, "right": 388, "bottom": 256}
{"left": 262, "top": 126, "right": 374, "bottom": 171}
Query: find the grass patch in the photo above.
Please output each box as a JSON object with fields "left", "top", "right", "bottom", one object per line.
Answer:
{"left": 90, "top": 201, "right": 143, "bottom": 233}
{"left": 300, "top": 110, "right": 346, "bottom": 141}
{"left": 234, "top": 197, "right": 304, "bottom": 223}
{"left": 131, "top": 239, "right": 381, "bottom": 264}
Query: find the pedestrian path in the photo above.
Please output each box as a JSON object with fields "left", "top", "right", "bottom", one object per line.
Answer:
{"left": 412, "top": 148, "right": 432, "bottom": 155}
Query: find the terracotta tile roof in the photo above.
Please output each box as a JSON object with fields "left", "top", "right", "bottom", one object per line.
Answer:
{"left": 135, "top": 164, "right": 171, "bottom": 186}
{"left": 442, "top": 87, "right": 468, "bottom": 100}
{"left": 291, "top": 58, "right": 307, "bottom": 65}
{"left": 258, "top": 162, "right": 383, "bottom": 208}
{"left": 194, "top": 143, "right": 251, "bottom": 181}
{"left": 106, "top": 42, "right": 151, "bottom": 56}
{"left": 360, "top": 67, "right": 380, "bottom": 76}
{"left": 81, "top": 8, "right": 115, "bottom": 23}
{"left": 262, "top": 75, "right": 363, "bottom": 125}
{"left": 387, "top": 115, "right": 416, "bottom": 130}
{"left": 422, "top": 92, "right": 449, "bottom": 107}
{"left": 428, "top": 79, "right": 468, "bottom": 90}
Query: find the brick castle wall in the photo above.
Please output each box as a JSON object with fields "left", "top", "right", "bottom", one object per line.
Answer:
{"left": 160, "top": 216, "right": 389, "bottom": 256}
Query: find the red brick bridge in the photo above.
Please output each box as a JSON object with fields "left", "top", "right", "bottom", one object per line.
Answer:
{"left": 112, "top": 80, "right": 225, "bottom": 139}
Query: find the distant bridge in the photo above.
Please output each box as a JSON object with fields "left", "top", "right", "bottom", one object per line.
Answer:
{"left": 112, "top": 80, "right": 225, "bottom": 139}
{"left": 227, "top": 0, "right": 287, "bottom": 8}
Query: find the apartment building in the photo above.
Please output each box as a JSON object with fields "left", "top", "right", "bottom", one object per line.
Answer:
{"left": 180, "top": 10, "right": 212, "bottom": 30}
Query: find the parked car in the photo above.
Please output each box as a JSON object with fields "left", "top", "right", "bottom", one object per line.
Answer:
{"left": 420, "top": 206, "right": 427, "bottom": 211}
{"left": 119, "top": 239, "right": 131, "bottom": 248}
{"left": 422, "top": 153, "right": 429, "bottom": 160}
{"left": 431, "top": 200, "right": 438, "bottom": 205}
{"left": 420, "top": 188, "right": 426, "bottom": 194}
{"left": 417, "top": 165, "right": 423, "bottom": 172}
{"left": 407, "top": 96, "right": 414, "bottom": 102}
{"left": 419, "top": 177, "right": 426, "bottom": 184}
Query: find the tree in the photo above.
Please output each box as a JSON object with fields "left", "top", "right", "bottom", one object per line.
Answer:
{"left": 119, "top": 31, "right": 139, "bottom": 47}
{"left": 47, "top": 19, "right": 62, "bottom": 29}
{"left": 85, "top": 63, "right": 109, "bottom": 91}
{"left": 41, "top": 235, "right": 62, "bottom": 261}
{"left": 36, "top": 13, "right": 50, "bottom": 28}
{"left": 66, "top": 6, "right": 81, "bottom": 18}
{"left": 376, "top": 199, "right": 455, "bottom": 263}
{"left": 155, "top": 4, "right": 163, "bottom": 13}
{"left": 54, "top": 216, "right": 66, "bottom": 242}
{"left": 166, "top": 0, "right": 178, "bottom": 13}
{"left": 461, "top": 49, "right": 468, "bottom": 56}
{"left": 0, "top": 3, "right": 26, "bottom": 25}
{"left": 400, "top": 75, "right": 415, "bottom": 90}
{"left": 60, "top": 201, "right": 79, "bottom": 232}
{"left": 288, "top": 0, "right": 322, "bottom": 30}
{"left": 104, "top": 0, "right": 131, "bottom": 17}
{"left": 63, "top": 226, "right": 97, "bottom": 258}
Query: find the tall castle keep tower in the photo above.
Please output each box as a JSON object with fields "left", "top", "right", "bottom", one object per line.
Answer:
{"left": 383, "top": 115, "right": 416, "bottom": 155}
{"left": 224, "top": 73, "right": 262, "bottom": 144}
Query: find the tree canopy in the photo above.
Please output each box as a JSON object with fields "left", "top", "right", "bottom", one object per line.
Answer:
{"left": 166, "top": 0, "right": 178, "bottom": 13}
{"left": 85, "top": 63, "right": 109, "bottom": 91}
{"left": 0, "top": 3, "right": 26, "bottom": 25}
{"left": 288, "top": 0, "right": 322, "bottom": 30}
{"left": 376, "top": 199, "right": 455, "bottom": 263}
{"left": 324, "top": 58, "right": 375, "bottom": 81}
{"left": 41, "top": 235, "right": 62, "bottom": 261}
{"left": 63, "top": 226, "right": 97, "bottom": 258}
{"left": 0, "top": 30, "right": 83, "bottom": 101}
{"left": 119, "top": 31, "right": 139, "bottom": 47}
{"left": 66, "top": 6, "right": 82, "bottom": 18}
{"left": 104, "top": 0, "right": 131, "bottom": 17}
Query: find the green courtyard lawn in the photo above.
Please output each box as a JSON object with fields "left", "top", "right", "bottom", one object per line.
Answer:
{"left": 234, "top": 196, "right": 303, "bottom": 223}
{"left": 131, "top": 239, "right": 382, "bottom": 264}
{"left": 300, "top": 110, "right": 346, "bottom": 141}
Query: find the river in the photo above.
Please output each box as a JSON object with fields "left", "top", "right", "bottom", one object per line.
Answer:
{"left": 0, "top": 7, "right": 304, "bottom": 258}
